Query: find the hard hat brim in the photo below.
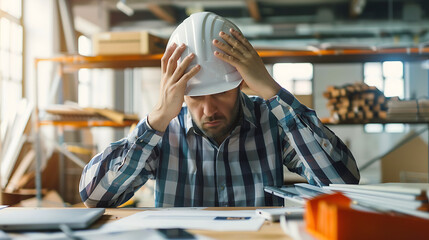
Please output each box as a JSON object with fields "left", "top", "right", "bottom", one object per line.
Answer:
{"left": 185, "top": 79, "right": 242, "bottom": 96}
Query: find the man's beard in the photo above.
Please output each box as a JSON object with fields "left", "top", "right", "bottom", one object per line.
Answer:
{"left": 200, "top": 103, "right": 240, "bottom": 142}
{"left": 194, "top": 101, "right": 240, "bottom": 143}
{"left": 200, "top": 116, "right": 232, "bottom": 140}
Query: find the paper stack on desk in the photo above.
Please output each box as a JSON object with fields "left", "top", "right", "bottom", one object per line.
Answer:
{"left": 102, "top": 209, "right": 265, "bottom": 232}
{"left": 323, "top": 183, "right": 429, "bottom": 219}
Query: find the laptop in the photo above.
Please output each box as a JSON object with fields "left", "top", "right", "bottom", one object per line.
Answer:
{"left": 264, "top": 183, "right": 331, "bottom": 205}
{"left": 0, "top": 208, "right": 105, "bottom": 231}
{"left": 264, "top": 185, "right": 306, "bottom": 205}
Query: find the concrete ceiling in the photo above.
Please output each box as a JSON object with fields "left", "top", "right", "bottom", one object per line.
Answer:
{"left": 71, "top": 0, "right": 429, "bottom": 50}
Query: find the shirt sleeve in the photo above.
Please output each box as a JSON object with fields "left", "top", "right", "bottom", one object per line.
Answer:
{"left": 79, "top": 116, "right": 164, "bottom": 207}
{"left": 267, "top": 88, "right": 360, "bottom": 186}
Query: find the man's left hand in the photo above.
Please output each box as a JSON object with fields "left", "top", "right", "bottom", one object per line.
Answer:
{"left": 213, "top": 28, "right": 281, "bottom": 100}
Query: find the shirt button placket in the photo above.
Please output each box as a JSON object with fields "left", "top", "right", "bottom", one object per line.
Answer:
{"left": 216, "top": 149, "right": 227, "bottom": 206}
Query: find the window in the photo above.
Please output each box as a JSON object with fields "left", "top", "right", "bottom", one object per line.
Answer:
{"left": 363, "top": 61, "right": 405, "bottom": 133}
{"left": 273, "top": 63, "right": 313, "bottom": 95}
{"left": 0, "top": 0, "right": 23, "bottom": 124}
{"left": 77, "top": 35, "right": 92, "bottom": 107}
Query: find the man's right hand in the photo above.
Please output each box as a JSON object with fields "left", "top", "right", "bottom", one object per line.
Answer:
{"left": 148, "top": 43, "right": 201, "bottom": 132}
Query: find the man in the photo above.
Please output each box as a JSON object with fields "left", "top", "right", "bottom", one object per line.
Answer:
{"left": 79, "top": 12, "right": 359, "bottom": 208}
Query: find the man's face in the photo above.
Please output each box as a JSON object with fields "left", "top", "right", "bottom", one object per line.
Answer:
{"left": 184, "top": 87, "right": 240, "bottom": 144}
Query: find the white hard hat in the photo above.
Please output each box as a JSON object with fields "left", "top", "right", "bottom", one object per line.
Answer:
{"left": 167, "top": 12, "right": 243, "bottom": 96}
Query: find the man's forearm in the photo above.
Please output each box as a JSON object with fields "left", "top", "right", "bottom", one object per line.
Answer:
{"left": 148, "top": 109, "right": 172, "bottom": 132}
{"left": 269, "top": 88, "right": 360, "bottom": 186}
{"left": 79, "top": 117, "right": 163, "bottom": 207}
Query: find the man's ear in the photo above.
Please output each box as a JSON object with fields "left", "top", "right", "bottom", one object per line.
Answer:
{"left": 239, "top": 81, "right": 244, "bottom": 90}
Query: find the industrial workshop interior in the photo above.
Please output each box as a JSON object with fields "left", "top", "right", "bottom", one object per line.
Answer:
{"left": 1, "top": 0, "right": 429, "bottom": 239}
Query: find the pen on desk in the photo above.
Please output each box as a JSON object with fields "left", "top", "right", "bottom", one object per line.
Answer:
{"left": 59, "top": 224, "right": 82, "bottom": 240}
{"left": 0, "top": 230, "right": 11, "bottom": 240}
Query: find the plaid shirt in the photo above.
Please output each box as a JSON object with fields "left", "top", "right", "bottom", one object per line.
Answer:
{"left": 79, "top": 88, "right": 360, "bottom": 207}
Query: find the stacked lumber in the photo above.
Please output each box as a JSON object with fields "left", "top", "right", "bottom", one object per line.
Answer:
{"left": 323, "top": 83, "right": 388, "bottom": 123}
{"left": 387, "top": 98, "right": 429, "bottom": 121}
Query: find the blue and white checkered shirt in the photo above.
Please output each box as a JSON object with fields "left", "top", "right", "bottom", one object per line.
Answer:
{"left": 79, "top": 88, "right": 360, "bottom": 207}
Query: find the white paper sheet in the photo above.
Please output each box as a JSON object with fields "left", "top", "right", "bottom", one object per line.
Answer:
{"left": 255, "top": 207, "right": 304, "bottom": 221}
{"left": 103, "top": 210, "right": 265, "bottom": 232}
{"left": 20, "top": 227, "right": 213, "bottom": 240}
{"left": 20, "top": 229, "right": 163, "bottom": 240}
{"left": 280, "top": 217, "right": 316, "bottom": 240}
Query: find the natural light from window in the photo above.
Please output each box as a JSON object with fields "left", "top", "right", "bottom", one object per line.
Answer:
{"left": 0, "top": 0, "right": 23, "bottom": 124}
{"left": 78, "top": 35, "right": 92, "bottom": 107}
{"left": 273, "top": 63, "right": 313, "bottom": 95}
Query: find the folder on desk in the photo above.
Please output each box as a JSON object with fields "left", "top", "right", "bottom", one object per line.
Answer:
{"left": 305, "top": 193, "right": 429, "bottom": 240}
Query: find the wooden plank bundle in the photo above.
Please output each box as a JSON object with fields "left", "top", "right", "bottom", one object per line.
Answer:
{"left": 387, "top": 98, "right": 429, "bottom": 121}
{"left": 323, "top": 82, "right": 388, "bottom": 123}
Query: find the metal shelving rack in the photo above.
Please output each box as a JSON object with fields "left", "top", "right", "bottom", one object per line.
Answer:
{"left": 32, "top": 55, "right": 158, "bottom": 204}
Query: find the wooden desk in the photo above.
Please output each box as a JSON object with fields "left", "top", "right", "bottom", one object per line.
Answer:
{"left": 3, "top": 207, "right": 298, "bottom": 239}
{"left": 96, "top": 207, "right": 295, "bottom": 240}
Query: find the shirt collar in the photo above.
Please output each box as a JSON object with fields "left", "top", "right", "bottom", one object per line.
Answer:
{"left": 185, "top": 91, "right": 257, "bottom": 135}
{"left": 239, "top": 91, "right": 257, "bottom": 128}
{"left": 185, "top": 108, "right": 195, "bottom": 135}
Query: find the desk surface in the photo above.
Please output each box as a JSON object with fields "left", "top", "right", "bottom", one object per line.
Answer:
{"left": 96, "top": 207, "right": 295, "bottom": 240}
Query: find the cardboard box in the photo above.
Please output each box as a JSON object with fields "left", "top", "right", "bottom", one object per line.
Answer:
{"left": 381, "top": 134, "right": 428, "bottom": 183}
{"left": 93, "top": 31, "right": 168, "bottom": 55}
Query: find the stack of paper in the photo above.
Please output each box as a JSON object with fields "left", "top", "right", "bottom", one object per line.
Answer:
{"left": 102, "top": 209, "right": 265, "bottom": 232}
{"left": 323, "top": 183, "right": 429, "bottom": 219}
{"left": 387, "top": 98, "right": 429, "bottom": 121}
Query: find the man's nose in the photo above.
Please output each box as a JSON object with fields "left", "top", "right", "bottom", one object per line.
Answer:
{"left": 202, "top": 96, "right": 217, "bottom": 117}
